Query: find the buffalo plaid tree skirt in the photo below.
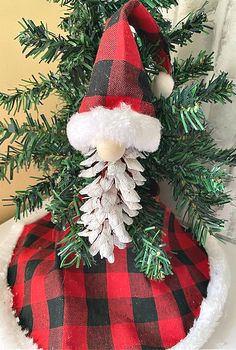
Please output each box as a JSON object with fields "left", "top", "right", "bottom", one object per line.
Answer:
{"left": 7, "top": 207, "right": 210, "bottom": 350}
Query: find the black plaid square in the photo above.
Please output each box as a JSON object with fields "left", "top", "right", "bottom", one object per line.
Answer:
{"left": 19, "top": 305, "right": 33, "bottom": 332}
{"left": 48, "top": 297, "right": 64, "bottom": 329}
{"left": 84, "top": 255, "right": 106, "bottom": 273}
{"left": 87, "top": 298, "right": 110, "bottom": 326}
{"left": 7, "top": 264, "right": 17, "bottom": 287}
{"left": 87, "top": 60, "right": 113, "bottom": 96}
{"left": 172, "top": 289, "right": 191, "bottom": 316}
{"left": 138, "top": 70, "right": 153, "bottom": 102}
{"left": 174, "top": 250, "right": 194, "bottom": 265}
{"left": 106, "top": 9, "right": 121, "bottom": 29}
{"left": 197, "top": 280, "right": 209, "bottom": 297}
{"left": 25, "top": 259, "right": 42, "bottom": 281}
{"left": 133, "top": 297, "right": 158, "bottom": 323}
{"left": 23, "top": 234, "right": 39, "bottom": 247}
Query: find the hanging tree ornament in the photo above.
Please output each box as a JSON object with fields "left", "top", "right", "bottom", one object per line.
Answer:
{"left": 67, "top": 0, "right": 174, "bottom": 262}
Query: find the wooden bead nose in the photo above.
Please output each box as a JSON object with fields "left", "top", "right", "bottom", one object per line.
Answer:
{"left": 97, "top": 139, "right": 125, "bottom": 162}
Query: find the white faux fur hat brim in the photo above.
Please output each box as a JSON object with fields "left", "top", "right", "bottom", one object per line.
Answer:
{"left": 0, "top": 207, "right": 230, "bottom": 350}
{"left": 66, "top": 103, "right": 162, "bottom": 154}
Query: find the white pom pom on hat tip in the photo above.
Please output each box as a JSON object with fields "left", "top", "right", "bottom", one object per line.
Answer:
{"left": 151, "top": 71, "right": 174, "bottom": 99}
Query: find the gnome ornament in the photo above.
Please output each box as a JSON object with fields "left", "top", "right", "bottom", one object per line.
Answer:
{"left": 67, "top": 0, "right": 174, "bottom": 263}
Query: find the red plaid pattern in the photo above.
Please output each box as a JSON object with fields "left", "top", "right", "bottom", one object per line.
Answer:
{"left": 79, "top": 0, "right": 171, "bottom": 116}
{"left": 8, "top": 207, "right": 209, "bottom": 350}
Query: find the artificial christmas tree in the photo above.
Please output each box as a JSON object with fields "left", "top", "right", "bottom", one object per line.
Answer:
{"left": 0, "top": 0, "right": 235, "bottom": 349}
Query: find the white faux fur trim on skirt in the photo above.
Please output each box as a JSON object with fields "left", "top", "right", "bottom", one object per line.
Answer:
{"left": 0, "top": 207, "right": 230, "bottom": 350}
{"left": 66, "top": 103, "right": 162, "bottom": 154}
{"left": 169, "top": 235, "right": 230, "bottom": 350}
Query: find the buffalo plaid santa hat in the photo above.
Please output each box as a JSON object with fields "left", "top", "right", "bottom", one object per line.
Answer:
{"left": 67, "top": 0, "right": 174, "bottom": 155}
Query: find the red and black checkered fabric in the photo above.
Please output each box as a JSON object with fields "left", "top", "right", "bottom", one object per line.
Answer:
{"left": 8, "top": 206, "right": 209, "bottom": 350}
{"left": 79, "top": 0, "right": 171, "bottom": 116}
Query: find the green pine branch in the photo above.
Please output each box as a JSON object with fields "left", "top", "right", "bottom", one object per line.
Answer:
{"left": 0, "top": 72, "right": 85, "bottom": 116}
{"left": 0, "top": 112, "right": 68, "bottom": 151}
{"left": 147, "top": 149, "right": 231, "bottom": 245}
{"left": 0, "top": 113, "right": 55, "bottom": 145}
{"left": 16, "top": 18, "right": 93, "bottom": 105}
{"left": 169, "top": 4, "right": 212, "bottom": 49}
{"left": 0, "top": 113, "right": 69, "bottom": 181}
{"left": 160, "top": 131, "right": 236, "bottom": 167}
{"left": 45, "top": 156, "right": 84, "bottom": 228}
{"left": 47, "top": 163, "right": 94, "bottom": 269}
{"left": 129, "top": 187, "right": 173, "bottom": 279}
{"left": 198, "top": 73, "right": 235, "bottom": 103}
{"left": 157, "top": 89, "right": 206, "bottom": 134}
{"left": 157, "top": 72, "right": 235, "bottom": 133}
{"left": 181, "top": 132, "right": 236, "bottom": 166}
{"left": 87, "top": 0, "right": 178, "bottom": 10}
{"left": 132, "top": 227, "right": 172, "bottom": 280}
{"left": 3, "top": 175, "right": 55, "bottom": 219}
{"left": 148, "top": 128, "right": 236, "bottom": 180}
{"left": 57, "top": 224, "right": 94, "bottom": 269}
{"left": 0, "top": 73, "right": 55, "bottom": 114}
{"left": 4, "top": 152, "right": 84, "bottom": 223}
{"left": 0, "top": 143, "right": 33, "bottom": 182}
{"left": 210, "top": 148, "right": 236, "bottom": 166}
{"left": 172, "top": 169, "right": 229, "bottom": 245}
{"left": 0, "top": 71, "right": 84, "bottom": 116}
{"left": 173, "top": 51, "right": 214, "bottom": 86}
{"left": 18, "top": 19, "right": 79, "bottom": 64}
{"left": 147, "top": 142, "right": 232, "bottom": 246}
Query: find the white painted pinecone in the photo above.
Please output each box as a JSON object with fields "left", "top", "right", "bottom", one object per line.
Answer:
{"left": 78, "top": 148, "right": 146, "bottom": 263}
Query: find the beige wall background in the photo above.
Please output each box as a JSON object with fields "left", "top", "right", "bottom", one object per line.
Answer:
{"left": 0, "top": 1, "right": 62, "bottom": 223}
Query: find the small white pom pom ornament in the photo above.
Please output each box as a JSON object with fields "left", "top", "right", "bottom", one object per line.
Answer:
{"left": 151, "top": 71, "right": 174, "bottom": 99}
{"left": 97, "top": 139, "right": 125, "bottom": 162}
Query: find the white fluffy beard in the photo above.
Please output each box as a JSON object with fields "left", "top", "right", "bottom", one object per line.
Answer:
{"left": 78, "top": 148, "right": 146, "bottom": 263}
